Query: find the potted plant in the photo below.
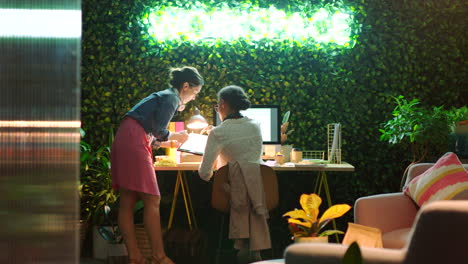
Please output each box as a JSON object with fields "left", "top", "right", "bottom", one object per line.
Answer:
{"left": 98, "top": 205, "right": 123, "bottom": 244}
{"left": 379, "top": 95, "right": 453, "bottom": 188}
{"left": 79, "top": 129, "right": 120, "bottom": 259}
{"left": 446, "top": 106, "right": 468, "bottom": 134}
{"left": 81, "top": 129, "right": 117, "bottom": 222}
{"left": 98, "top": 205, "right": 127, "bottom": 264}
{"left": 280, "top": 110, "right": 295, "bottom": 144}
{"left": 87, "top": 143, "right": 118, "bottom": 224}
{"left": 446, "top": 106, "right": 468, "bottom": 160}
{"left": 282, "top": 193, "right": 351, "bottom": 243}
{"left": 79, "top": 128, "right": 98, "bottom": 254}
{"left": 280, "top": 110, "right": 295, "bottom": 162}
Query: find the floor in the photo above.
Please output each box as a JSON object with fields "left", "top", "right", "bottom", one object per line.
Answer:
{"left": 79, "top": 256, "right": 285, "bottom": 264}
{"left": 80, "top": 258, "right": 105, "bottom": 264}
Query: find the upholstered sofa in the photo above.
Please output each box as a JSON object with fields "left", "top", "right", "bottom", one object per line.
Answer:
{"left": 253, "top": 158, "right": 468, "bottom": 264}
{"left": 354, "top": 162, "right": 468, "bottom": 249}
{"left": 282, "top": 200, "right": 468, "bottom": 264}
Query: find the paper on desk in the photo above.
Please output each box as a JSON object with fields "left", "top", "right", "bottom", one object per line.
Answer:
{"left": 177, "top": 133, "right": 208, "bottom": 155}
{"left": 294, "top": 163, "right": 325, "bottom": 167}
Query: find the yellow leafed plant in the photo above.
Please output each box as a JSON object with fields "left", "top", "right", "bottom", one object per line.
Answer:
{"left": 283, "top": 193, "right": 351, "bottom": 239}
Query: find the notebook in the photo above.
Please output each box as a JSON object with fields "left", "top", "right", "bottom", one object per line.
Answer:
{"left": 177, "top": 133, "right": 208, "bottom": 156}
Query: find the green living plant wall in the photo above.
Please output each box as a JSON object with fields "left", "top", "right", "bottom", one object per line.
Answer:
{"left": 81, "top": 0, "right": 466, "bottom": 252}
{"left": 82, "top": 0, "right": 466, "bottom": 200}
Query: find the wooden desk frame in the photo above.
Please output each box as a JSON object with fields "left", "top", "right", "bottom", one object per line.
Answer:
{"left": 155, "top": 162, "right": 355, "bottom": 238}
{"left": 154, "top": 163, "right": 200, "bottom": 230}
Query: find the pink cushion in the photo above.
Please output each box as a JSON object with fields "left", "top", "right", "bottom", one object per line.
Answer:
{"left": 404, "top": 152, "right": 468, "bottom": 206}
{"left": 382, "top": 228, "right": 411, "bottom": 249}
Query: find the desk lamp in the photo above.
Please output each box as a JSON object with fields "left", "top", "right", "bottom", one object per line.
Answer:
{"left": 186, "top": 107, "right": 208, "bottom": 132}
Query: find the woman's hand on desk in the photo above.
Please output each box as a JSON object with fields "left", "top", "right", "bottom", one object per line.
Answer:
{"left": 160, "top": 140, "right": 181, "bottom": 148}
{"left": 200, "top": 125, "right": 214, "bottom": 135}
{"left": 169, "top": 130, "right": 189, "bottom": 144}
{"left": 159, "top": 131, "right": 188, "bottom": 148}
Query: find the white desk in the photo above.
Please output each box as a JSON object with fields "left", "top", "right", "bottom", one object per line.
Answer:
{"left": 155, "top": 161, "right": 354, "bottom": 172}
{"left": 155, "top": 162, "right": 355, "bottom": 235}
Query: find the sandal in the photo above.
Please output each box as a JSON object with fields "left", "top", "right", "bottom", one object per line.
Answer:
{"left": 148, "top": 255, "right": 175, "bottom": 264}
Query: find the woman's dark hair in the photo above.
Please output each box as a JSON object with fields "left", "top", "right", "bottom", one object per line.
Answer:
{"left": 217, "top": 85, "right": 251, "bottom": 112}
{"left": 169, "top": 66, "right": 204, "bottom": 89}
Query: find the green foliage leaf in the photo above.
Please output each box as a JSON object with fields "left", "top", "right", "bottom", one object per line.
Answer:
{"left": 282, "top": 110, "right": 291, "bottom": 124}
{"left": 319, "top": 230, "right": 345, "bottom": 237}
{"left": 342, "top": 241, "right": 363, "bottom": 264}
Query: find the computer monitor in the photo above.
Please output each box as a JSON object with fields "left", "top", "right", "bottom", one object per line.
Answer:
{"left": 213, "top": 104, "right": 281, "bottom": 144}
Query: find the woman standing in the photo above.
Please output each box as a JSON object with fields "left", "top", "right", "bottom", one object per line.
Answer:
{"left": 111, "top": 66, "right": 204, "bottom": 264}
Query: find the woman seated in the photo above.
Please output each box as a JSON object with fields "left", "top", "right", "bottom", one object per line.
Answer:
{"left": 198, "top": 85, "right": 270, "bottom": 263}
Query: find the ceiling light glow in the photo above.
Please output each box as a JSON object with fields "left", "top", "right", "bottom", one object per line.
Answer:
{"left": 146, "top": 4, "right": 355, "bottom": 47}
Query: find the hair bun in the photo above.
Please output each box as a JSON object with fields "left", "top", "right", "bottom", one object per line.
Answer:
{"left": 239, "top": 98, "right": 251, "bottom": 110}
{"left": 169, "top": 66, "right": 204, "bottom": 89}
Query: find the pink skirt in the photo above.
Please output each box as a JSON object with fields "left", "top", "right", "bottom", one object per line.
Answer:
{"left": 111, "top": 117, "right": 160, "bottom": 196}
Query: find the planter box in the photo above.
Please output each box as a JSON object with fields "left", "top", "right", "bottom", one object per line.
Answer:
{"left": 92, "top": 226, "right": 128, "bottom": 261}
{"left": 92, "top": 226, "right": 111, "bottom": 260}
{"left": 454, "top": 121, "right": 468, "bottom": 134}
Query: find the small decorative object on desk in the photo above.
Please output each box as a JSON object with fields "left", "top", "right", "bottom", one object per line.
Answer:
{"left": 281, "top": 144, "right": 293, "bottom": 162}
{"left": 275, "top": 152, "right": 285, "bottom": 165}
{"left": 281, "top": 110, "right": 294, "bottom": 144}
{"left": 291, "top": 148, "right": 303, "bottom": 163}
{"left": 155, "top": 155, "right": 169, "bottom": 162}
{"left": 302, "top": 150, "right": 325, "bottom": 161}
{"left": 154, "top": 156, "right": 177, "bottom": 167}
{"left": 180, "top": 152, "right": 202, "bottom": 163}
{"left": 166, "top": 122, "right": 184, "bottom": 162}
{"left": 283, "top": 193, "right": 351, "bottom": 242}
{"left": 294, "top": 150, "right": 326, "bottom": 167}
{"left": 327, "top": 123, "right": 342, "bottom": 164}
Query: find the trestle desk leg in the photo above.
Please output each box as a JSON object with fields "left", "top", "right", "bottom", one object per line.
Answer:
{"left": 313, "top": 171, "right": 323, "bottom": 194}
{"left": 168, "top": 171, "right": 181, "bottom": 229}
{"left": 182, "top": 172, "right": 197, "bottom": 229}
{"left": 179, "top": 171, "right": 194, "bottom": 230}
{"left": 315, "top": 171, "right": 340, "bottom": 243}
{"left": 167, "top": 171, "right": 197, "bottom": 230}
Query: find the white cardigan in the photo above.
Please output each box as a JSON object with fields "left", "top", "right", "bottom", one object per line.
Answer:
{"left": 198, "top": 117, "right": 264, "bottom": 181}
{"left": 227, "top": 161, "right": 271, "bottom": 250}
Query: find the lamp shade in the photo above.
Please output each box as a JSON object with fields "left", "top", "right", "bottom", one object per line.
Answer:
{"left": 186, "top": 107, "right": 208, "bottom": 130}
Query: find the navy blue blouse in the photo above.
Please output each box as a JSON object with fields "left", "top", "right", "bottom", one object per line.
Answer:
{"left": 125, "top": 88, "right": 180, "bottom": 142}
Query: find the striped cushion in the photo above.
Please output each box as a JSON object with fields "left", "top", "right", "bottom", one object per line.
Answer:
{"left": 404, "top": 152, "right": 468, "bottom": 207}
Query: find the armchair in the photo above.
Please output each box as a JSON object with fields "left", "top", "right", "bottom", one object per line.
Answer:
{"left": 354, "top": 163, "right": 468, "bottom": 249}
{"left": 283, "top": 200, "right": 468, "bottom": 264}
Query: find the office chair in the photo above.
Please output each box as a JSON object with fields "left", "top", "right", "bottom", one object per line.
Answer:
{"left": 211, "top": 164, "right": 279, "bottom": 264}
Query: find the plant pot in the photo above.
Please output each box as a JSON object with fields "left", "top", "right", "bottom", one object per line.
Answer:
{"left": 295, "top": 236, "right": 328, "bottom": 243}
{"left": 454, "top": 120, "right": 468, "bottom": 134}
{"left": 280, "top": 144, "right": 293, "bottom": 162}
{"left": 448, "top": 133, "right": 468, "bottom": 159}
{"left": 93, "top": 225, "right": 111, "bottom": 260}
